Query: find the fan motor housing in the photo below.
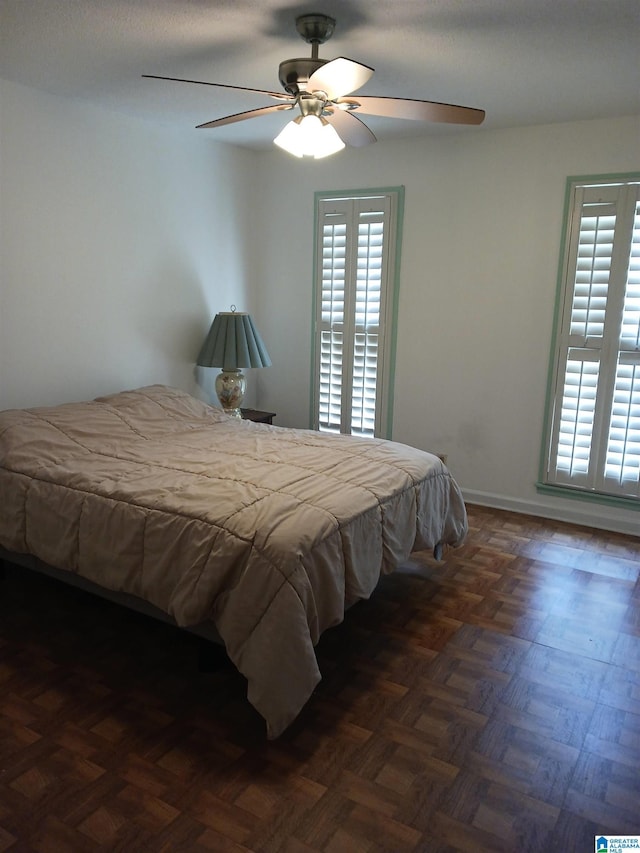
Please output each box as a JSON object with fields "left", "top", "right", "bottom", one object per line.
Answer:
{"left": 278, "top": 58, "right": 328, "bottom": 95}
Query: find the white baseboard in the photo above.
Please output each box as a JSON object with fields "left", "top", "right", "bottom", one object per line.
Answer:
{"left": 462, "top": 489, "right": 639, "bottom": 537}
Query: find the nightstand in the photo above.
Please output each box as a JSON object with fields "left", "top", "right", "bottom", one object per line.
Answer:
{"left": 240, "top": 408, "right": 276, "bottom": 425}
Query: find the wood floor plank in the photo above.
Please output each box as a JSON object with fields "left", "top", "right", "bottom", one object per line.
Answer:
{"left": 1, "top": 504, "right": 639, "bottom": 851}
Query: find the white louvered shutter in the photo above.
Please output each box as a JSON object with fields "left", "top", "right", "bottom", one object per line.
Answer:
{"left": 546, "top": 181, "right": 640, "bottom": 499}
{"left": 319, "top": 212, "right": 347, "bottom": 433}
{"left": 351, "top": 210, "right": 384, "bottom": 436}
{"left": 605, "top": 199, "right": 640, "bottom": 493}
{"left": 314, "top": 193, "right": 400, "bottom": 438}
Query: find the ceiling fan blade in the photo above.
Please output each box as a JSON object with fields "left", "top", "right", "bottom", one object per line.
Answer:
{"left": 308, "top": 57, "right": 374, "bottom": 99}
{"left": 341, "top": 96, "right": 485, "bottom": 125}
{"left": 142, "top": 74, "right": 292, "bottom": 102}
{"left": 197, "top": 103, "right": 293, "bottom": 129}
{"left": 325, "top": 108, "right": 376, "bottom": 147}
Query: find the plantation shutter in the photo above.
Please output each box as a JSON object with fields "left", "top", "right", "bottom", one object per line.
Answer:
{"left": 545, "top": 181, "right": 640, "bottom": 500}
{"left": 318, "top": 210, "right": 347, "bottom": 433}
{"left": 352, "top": 209, "right": 385, "bottom": 435}
{"left": 314, "top": 192, "right": 399, "bottom": 438}
{"left": 606, "top": 198, "right": 640, "bottom": 492}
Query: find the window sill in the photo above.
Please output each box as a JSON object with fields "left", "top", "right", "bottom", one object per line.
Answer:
{"left": 536, "top": 482, "right": 640, "bottom": 511}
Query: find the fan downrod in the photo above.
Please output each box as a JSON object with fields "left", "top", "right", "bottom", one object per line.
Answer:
{"left": 279, "top": 14, "right": 336, "bottom": 95}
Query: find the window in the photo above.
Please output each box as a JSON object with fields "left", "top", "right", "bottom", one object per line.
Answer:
{"left": 540, "top": 175, "right": 640, "bottom": 504}
{"left": 312, "top": 189, "right": 403, "bottom": 438}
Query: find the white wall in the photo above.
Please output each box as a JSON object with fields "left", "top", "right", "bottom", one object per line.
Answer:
{"left": 0, "top": 79, "right": 258, "bottom": 410}
{"left": 251, "top": 116, "right": 640, "bottom": 535}
{"left": 1, "top": 78, "right": 637, "bottom": 534}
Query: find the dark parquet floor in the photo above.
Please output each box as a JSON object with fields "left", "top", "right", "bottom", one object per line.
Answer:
{"left": 0, "top": 505, "right": 639, "bottom": 852}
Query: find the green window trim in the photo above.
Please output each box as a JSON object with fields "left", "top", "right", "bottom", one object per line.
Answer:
{"left": 310, "top": 186, "right": 404, "bottom": 439}
{"left": 536, "top": 481, "right": 640, "bottom": 512}
{"left": 538, "top": 171, "right": 640, "bottom": 509}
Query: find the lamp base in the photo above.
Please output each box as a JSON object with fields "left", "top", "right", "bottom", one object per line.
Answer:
{"left": 215, "top": 369, "right": 246, "bottom": 418}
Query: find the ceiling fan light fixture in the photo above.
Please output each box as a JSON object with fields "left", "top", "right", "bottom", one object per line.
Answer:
{"left": 274, "top": 117, "right": 305, "bottom": 157}
{"left": 274, "top": 114, "right": 345, "bottom": 159}
{"left": 145, "top": 12, "right": 485, "bottom": 148}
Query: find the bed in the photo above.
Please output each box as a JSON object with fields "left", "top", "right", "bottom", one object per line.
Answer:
{"left": 0, "top": 384, "right": 468, "bottom": 737}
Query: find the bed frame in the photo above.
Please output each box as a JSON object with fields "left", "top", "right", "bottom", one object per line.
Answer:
{"left": 0, "top": 546, "right": 225, "bottom": 659}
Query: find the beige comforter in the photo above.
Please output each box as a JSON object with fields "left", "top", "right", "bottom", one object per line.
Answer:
{"left": 0, "top": 385, "right": 467, "bottom": 737}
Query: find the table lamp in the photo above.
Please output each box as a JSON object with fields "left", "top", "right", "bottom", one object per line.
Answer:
{"left": 196, "top": 306, "right": 272, "bottom": 417}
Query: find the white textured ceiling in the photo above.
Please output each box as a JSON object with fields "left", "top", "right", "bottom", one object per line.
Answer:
{"left": 1, "top": 0, "right": 639, "bottom": 150}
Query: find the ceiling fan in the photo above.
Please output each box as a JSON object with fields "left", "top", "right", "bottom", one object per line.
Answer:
{"left": 143, "top": 13, "right": 485, "bottom": 158}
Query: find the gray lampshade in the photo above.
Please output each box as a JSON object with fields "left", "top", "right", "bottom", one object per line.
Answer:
{"left": 196, "top": 311, "right": 272, "bottom": 370}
